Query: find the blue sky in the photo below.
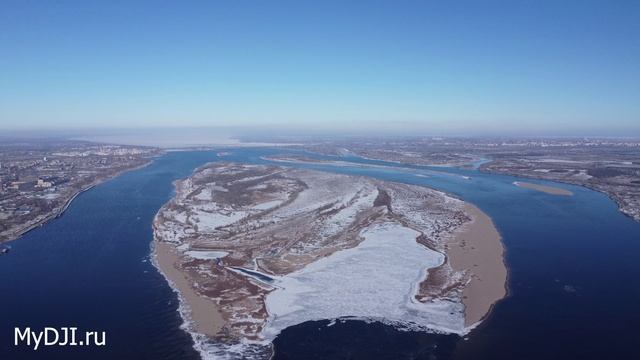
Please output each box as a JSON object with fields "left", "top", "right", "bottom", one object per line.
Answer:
{"left": 1, "top": 0, "right": 639, "bottom": 136}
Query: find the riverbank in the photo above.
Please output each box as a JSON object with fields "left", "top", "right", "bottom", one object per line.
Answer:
{"left": 448, "top": 203, "right": 507, "bottom": 327}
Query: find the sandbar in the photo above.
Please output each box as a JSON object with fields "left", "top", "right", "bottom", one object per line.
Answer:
{"left": 448, "top": 203, "right": 507, "bottom": 326}
{"left": 153, "top": 241, "right": 224, "bottom": 337}
{"left": 514, "top": 181, "right": 573, "bottom": 196}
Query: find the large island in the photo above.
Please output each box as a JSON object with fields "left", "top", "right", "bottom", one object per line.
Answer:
{"left": 153, "top": 162, "right": 506, "bottom": 358}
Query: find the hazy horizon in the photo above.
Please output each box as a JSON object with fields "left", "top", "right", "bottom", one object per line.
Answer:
{"left": 2, "top": 126, "right": 640, "bottom": 148}
{"left": 2, "top": 122, "right": 640, "bottom": 138}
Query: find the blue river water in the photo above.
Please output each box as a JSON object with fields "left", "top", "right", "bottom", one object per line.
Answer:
{"left": 1, "top": 149, "right": 639, "bottom": 360}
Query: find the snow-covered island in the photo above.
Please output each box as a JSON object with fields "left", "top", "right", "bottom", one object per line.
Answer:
{"left": 152, "top": 163, "right": 506, "bottom": 359}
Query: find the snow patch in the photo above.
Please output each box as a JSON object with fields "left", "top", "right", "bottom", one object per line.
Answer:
{"left": 185, "top": 250, "right": 229, "bottom": 260}
{"left": 191, "top": 211, "right": 248, "bottom": 232}
{"left": 252, "top": 200, "right": 283, "bottom": 211}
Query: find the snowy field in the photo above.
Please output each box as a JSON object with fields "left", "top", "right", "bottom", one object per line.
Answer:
{"left": 262, "top": 222, "right": 467, "bottom": 340}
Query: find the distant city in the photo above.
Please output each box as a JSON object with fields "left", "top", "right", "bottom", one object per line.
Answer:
{"left": 0, "top": 139, "right": 159, "bottom": 242}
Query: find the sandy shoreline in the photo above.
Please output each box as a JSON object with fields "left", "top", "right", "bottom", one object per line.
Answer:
{"left": 153, "top": 241, "right": 224, "bottom": 337}
{"left": 448, "top": 203, "right": 507, "bottom": 327}
{"left": 514, "top": 181, "right": 573, "bottom": 196}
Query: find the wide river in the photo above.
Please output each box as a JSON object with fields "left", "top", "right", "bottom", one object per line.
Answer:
{"left": 2, "top": 149, "right": 639, "bottom": 359}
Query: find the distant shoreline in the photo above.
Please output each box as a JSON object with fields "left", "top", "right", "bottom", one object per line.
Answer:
{"left": 478, "top": 165, "right": 638, "bottom": 222}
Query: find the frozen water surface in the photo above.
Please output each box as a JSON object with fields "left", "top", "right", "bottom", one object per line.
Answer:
{"left": 263, "top": 222, "right": 466, "bottom": 340}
